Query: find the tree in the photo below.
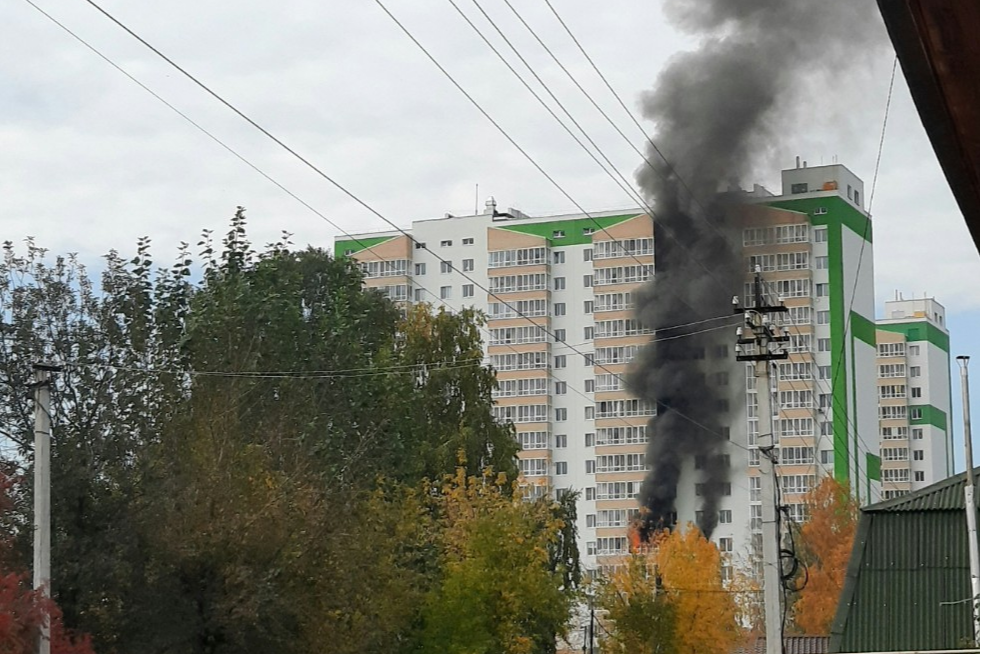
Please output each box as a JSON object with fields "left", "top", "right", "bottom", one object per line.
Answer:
{"left": 416, "top": 467, "right": 577, "bottom": 654}
{"left": 596, "top": 554, "right": 678, "bottom": 654}
{"left": 648, "top": 526, "right": 741, "bottom": 654}
{"left": 791, "top": 476, "right": 858, "bottom": 634}
{"left": 0, "top": 467, "right": 95, "bottom": 654}
{"left": 0, "top": 209, "right": 525, "bottom": 652}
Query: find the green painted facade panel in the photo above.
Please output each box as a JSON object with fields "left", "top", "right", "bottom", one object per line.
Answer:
{"left": 496, "top": 213, "right": 641, "bottom": 246}
{"left": 849, "top": 311, "right": 876, "bottom": 347}
{"left": 876, "top": 320, "right": 950, "bottom": 352}
{"left": 909, "top": 403, "right": 948, "bottom": 431}
{"left": 334, "top": 235, "right": 396, "bottom": 256}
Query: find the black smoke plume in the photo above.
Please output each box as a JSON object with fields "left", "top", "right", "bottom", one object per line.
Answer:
{"left": 628, "top": 0, "right": 884, "bottom": 538}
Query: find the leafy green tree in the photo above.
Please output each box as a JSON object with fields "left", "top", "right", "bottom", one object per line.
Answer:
{"left": 417, "top": 467, "right": 576, "bottom": 654}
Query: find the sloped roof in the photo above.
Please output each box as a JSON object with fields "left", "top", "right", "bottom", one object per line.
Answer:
{"left": 733, "top": 636, "right": 829, "bottom": 654}
{"left": 868, "top": 467, "right": 979, "bottom": 512}
{"left": 829, "top": 470, "right": 977, "bottom": 652}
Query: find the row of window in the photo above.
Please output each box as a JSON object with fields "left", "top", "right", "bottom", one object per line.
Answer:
{"left": 493, "top": 377, "right": 549, "bottom": 398}
{"left": 593, "top": 238, "right": 653, "bottom": 260}
{"left": 488, "top": 325, "right": 547, "bottom": 345}
{"left": 593, "top": 319, "right": 653, "bottom": 339}
{"left": 881, "top": 426, "right": 925, "bottom": 440}
{"left": 746, "top": 252, "right": 811, "bottom": 272}
{"left": 743, "top": 223, "right": 811, "bottom": 246}
{"left": 593, "top": 264, "right": 653, "bottom": 286}
{"left": 361, "top": 259, "right": 409, "bottom": 278}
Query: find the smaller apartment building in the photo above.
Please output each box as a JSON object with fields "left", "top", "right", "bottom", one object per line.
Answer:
{"left": 875, "top": 296, "right": 952, "bottom": 499}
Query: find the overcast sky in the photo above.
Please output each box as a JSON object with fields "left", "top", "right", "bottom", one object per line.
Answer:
{"left": 3, "top": 1, "right": 977, "bottom": 459}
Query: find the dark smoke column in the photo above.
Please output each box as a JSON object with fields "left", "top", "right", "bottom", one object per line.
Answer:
{"left": 628, "top": 0, "right": 884, "bottom": 538}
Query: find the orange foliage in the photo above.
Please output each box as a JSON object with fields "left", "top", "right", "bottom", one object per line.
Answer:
{"left": 792, "top": 476, "right": 859, "bottom": 634}
{"left": 649, "top": 526, "right": 743, "bottom": 654}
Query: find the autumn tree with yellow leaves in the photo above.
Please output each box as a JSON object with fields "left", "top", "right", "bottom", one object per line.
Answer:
{"left": 791, "top": 476, "right": 859, "bottom": 634}
{"left": 598, "top": 525, "right": 743, "bottom": 654}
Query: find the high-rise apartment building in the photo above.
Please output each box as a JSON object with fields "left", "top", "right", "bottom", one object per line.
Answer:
{"left": 875, "top": 296, "right": 953, "bottom": 498}
{"left": 336, "top": 162, "right": 882, "bottom": 574}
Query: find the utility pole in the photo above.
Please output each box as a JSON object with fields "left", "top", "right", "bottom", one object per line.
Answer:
{"left": 955, "top": 356, "right": 979, "bottom": 645}
{"left": 32, "top": 363, "right": 59, "bottom": 654}
{"left": 735, "top": 268, "right": 788, "bottom": 654}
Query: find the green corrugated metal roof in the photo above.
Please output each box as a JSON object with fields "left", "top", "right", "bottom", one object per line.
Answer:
{"left": 868, "top": 467, "right": 978, "bottom": 512}
{"left": 829, "top": 470, "right": 978, "bottom": 652}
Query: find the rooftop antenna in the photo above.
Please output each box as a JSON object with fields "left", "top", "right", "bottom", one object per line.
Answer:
{"left": 474, "top": 184, "right": 479, "bottom": 215}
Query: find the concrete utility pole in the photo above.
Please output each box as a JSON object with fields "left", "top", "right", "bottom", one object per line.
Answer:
{"left": 735, "top": 268, "right": 789, "bottom": 654}
{"left": 955, "top": 356, "right": 979, "bottom": 645}
{"left": 32, "top": 363, "right": 59, "bottom": 654}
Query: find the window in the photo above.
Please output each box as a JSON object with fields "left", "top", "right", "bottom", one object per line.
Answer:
{"left": 555, "top": 408, "right": 568, "bottom": 421}
{"left": 583, "top": 274, "right": 593, "bottom": 287}
{"left": 414, "top": 263, "right": 427, "bottom": 275}
{"left": 719, "top": 510, "right": 733, "bottom": 524}
{"left": 585, "top": 460, "right": 595, "bottom": 474}
{"left": 881, "top": 447, "right": 908, "bottom": 462}
{"left": 488, "top": 299, "right": 548, "bottom": 319}
{"left": 552, "top": 230, "right": 565, "bottom": 239}
{"left": 462, "top": 237, "right": 474, "bottom": 245}
{"left": 462, "top": 258, "right": 474, "bottom": 272}
{"left": 878, "top": 342, "right": 907, "bottom": 357}
{"left": 585, "top": 406, "right": 595, "bottom": 420}
{"left": 493, "top": 404, "right": 548, "bottom": 423}
{"left": 582, "top": 227, "right": 594, "bottom": 236}
{"left": 816, "top": 283, "right": 829, "bottom": 297}
{"left": 780, "top": 446, "right": 815, "bottom": 464}
{"left": 440, "top": 261, "right": 453, "bottom": 274}
{"left": 517, "top": 431, "right": 549, "bottom": 450}
{"left": 415, "top": 241, "right": 427, "bottom": 249}
{"left": 821, "top": 449, "right": 834, "bottom": 465}
{"left": 913, "top": 449, "right": 924, "bottom": 461}
{"left": 554, "top": 277, "right": 566, "bottom": 290}
{"left": 343, "top": 249, "right": 354, "bottom": 256}
{"left": 914, "top": 471, "right": 925, "bottom": 482}
{"left": 555, "top": 461, "right": 568, "bottom": 475}
{"left": 815, "top": 256, "right": 829, "bottom": 270}
{"left": 818, "top": 338, "right": 832, "bottom": 352}
{"left": 879, "top": 405, "right": 908, "bottom": 420}
{"left": 817, "top": 310, "right": 830, "bottom": 324}
{"left": 519, "top": 458, "right": 547, "bottom": 477}
{"left": 908, "top": 345, "right": 920, "bottom": 356}
{"left": 492, "top": 379, "right": 550, "bottom": 399}
{"left": 489, "top": 247, "right": 547, "bottom": 268}
{"left": 912, "top": 428, "right": 924, "bottom": 440}
{"left": 593, "top": 238, "right": 653, "bottom": 259}
{"left": 819, "top": 365, "right": 832, "bottom": 380}
{"left": 593, "top": 265, "right": 654, "bottom": 286}
{"left": 586, "top": 514, "right": 596, "bottom": 528}
{"left": 553, "top": 303, "right": 566, "bottom": 316}
{"left": 583, "top": 248, "right": 593, "bottom": 261}
{"left": 595, "top": 426, "right": 647, "bottom": 445}
{"left": 554, "top": 329, "right": 566, "bottom": 342}
{"left": 440, "top": 286, "right": 451, "bottom": 299}
{"left": 489, "top": 273, "right": 548, "bottom": 293}
{"left": 553, "top": 251, "right": 565, "bottom": 264}
{"left": 878, "top": 364, "right": 907, "bottom": 378}
{"left": 585, "top": 432, "right": 595, "bottom": 446}
{"left": 440, "top": 240, "right": 452, "bottom": 247}
{"left": 462, "top": 284, "right": 474, "bottom": 298}
{"left": 554, "top": 355, "right": 567, "bottom": 369}
{"left": 585, "top": 487, "right": 596, "bottom": 500}
{"left": 791, "top": 182, "right": 808, "bottom": 194}
{"left": 584, "top": 354, "right": 594, "bottom": 366}
{"left": 719, "top": 537, "right": 734, "bottom": 553}
{"left": 489, "top": 326, "right": 547, "bottom": 345}
{"left": 555, "top": 381, "right": 567, "bottom": 395}
{"left": 911, "top": 387, "right": 922, "bottom": 398}
{"left": 585, "top": 379, "right": 594, "bottom": 393}
{"left": 584, "top": 326, "right": 594, "bottom": 340}
{"left": 910, "top": 366, "right": 921, "bottom": 377}
{"left": 814, "top": 227, "right": 828, "bottom": 242}
{"left": 414, "top": 288, "right": 423, "bottom": 301}
{"left": 584, "top": 300, "right": 593, "bottom": 314}
{"left": 910, "top": 408, "right": 923, "bottom": 420}
{"left": 821, "top": 421, "right": 833, "bottom": 436}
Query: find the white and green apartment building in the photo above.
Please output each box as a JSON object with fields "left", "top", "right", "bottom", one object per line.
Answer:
{"left": 875, "top": 296, "right": 953, "bottom": 499}
{"left": 335, "top": 162, "right": 882, "bottom": 574}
